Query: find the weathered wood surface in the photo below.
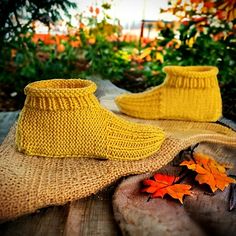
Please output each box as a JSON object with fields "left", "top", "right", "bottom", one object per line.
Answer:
{"left": 0, "top": 77, "right": 235, "bottom": 236}
{"left": 113, "top": 142, "right": 236, "bottom": 236}
{"left": 0, "top": 111, "right": 19, "bottom": 143}
{"left": 0, "top": 186, "right": 121, "bottom": 236}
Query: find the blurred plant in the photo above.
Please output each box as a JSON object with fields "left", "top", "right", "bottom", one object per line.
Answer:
{"left": 0, "top": 0, "right": 76, "bottom": 45}
{"left": 0, "top": 0, "right": 235, "bottom": 119}
{"left": 0, "top": 33, "right": 84, "bottom": 97}
{"left": 157, "top": 0, "right": 236, "bottom": 119}
{"left": 0, "top": 0, "right": 78, "bottom": 106}
{"left": 77, "top": 2, "right": 129, "bottom": 81}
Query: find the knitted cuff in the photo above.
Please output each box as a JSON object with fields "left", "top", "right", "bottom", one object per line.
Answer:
{"left": 24, "top": 79, "right": 99, "bottom": 111}
{"left": 163, "top": 66, "right": 219, "bottom": 89}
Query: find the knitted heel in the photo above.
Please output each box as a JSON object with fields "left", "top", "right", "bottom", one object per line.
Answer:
{"left": 16, "top": 79, "right": 165, "bottom": 160}
{"left": 115, "top": 66, "right": 222, "bottom": 121}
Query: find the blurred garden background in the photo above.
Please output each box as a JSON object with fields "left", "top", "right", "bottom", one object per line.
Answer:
{"left": 0, "top": 0, "right": 235, "bottom": 120}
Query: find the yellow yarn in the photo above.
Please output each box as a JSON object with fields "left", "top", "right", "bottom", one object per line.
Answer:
{"left": 16, "top": 79, "right": 165, "bottom": 160}
{"left": 115, "top": 66, "right": 222, "bottom": 121}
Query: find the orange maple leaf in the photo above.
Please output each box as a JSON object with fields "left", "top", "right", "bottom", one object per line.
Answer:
{"left": 180, "top": 153, "right": 236, "bottom": 192}
{"left": 142, "top": 173, "right": 191, "bottom": 204}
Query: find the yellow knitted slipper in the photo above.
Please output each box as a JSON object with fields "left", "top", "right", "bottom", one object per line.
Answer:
{"left": 16, "top": 79, "right": 165, "bottom": 160}
{"left": 115, "top": 66, "right": 222, "bottom": 121}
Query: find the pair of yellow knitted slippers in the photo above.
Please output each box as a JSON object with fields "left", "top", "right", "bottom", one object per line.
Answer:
{"left": 16, "top": 66, "right": 222, "bottom": 161}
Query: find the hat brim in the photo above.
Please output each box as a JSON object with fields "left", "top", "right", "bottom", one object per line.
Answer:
{"left": 1, "top": 113, "right": 236, "bottom": 222}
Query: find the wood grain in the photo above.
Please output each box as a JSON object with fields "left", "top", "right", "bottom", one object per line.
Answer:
{"left": 0, "top": 184, "right": 121, "bottom": 236}
{"left": 0, "top": 205, "right": 69, "bottom": 236}
{"left": 0, "top": 111, "right": 19, "bottom": 143}
{"left": 113, "top": 142, "right": 236, "bottom": 236}
{"left": 64, "top": 187, "right": 121, "bottom": 236}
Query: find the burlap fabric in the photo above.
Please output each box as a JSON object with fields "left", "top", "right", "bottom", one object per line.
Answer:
{"left": 0, "top": 115, "right": 236, "bottom": 222}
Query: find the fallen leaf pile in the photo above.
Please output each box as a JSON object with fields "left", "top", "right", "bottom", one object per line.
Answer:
{"left": 141, "top": 173, "right": 191, "bottom": 203}
{"left": 141, "top": 151, "right": 235, "bottom": 204}
{"left": 180, "top": 153, "right": 236, "bottom": 192}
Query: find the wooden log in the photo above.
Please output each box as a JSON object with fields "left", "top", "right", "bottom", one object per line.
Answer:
{"left": 113, "top": 142, "right": 236, "bottom": 236}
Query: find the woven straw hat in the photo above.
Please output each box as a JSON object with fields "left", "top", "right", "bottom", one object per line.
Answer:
{"left": 0, "top": 80, "right": 236, "bottom": 222}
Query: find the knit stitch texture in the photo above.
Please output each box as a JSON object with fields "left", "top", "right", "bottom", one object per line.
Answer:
{"left": 115, "top": 66, "right": 222, "bottom": 121}
{"left": 1, "top": 119, "right": 236, "bottom": 222}
{"left": 16, "top": 79, "right": 165, "bottom": 160}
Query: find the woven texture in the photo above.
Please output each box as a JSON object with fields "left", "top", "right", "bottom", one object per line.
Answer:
{"left": 1, "top": 118, "right": 236, "bottom": 222}
{"left": 16, "top": 79, "right": 165, "bottom": 160}
{"left": 115, "top": 66, "right": 222, "bottom": 121}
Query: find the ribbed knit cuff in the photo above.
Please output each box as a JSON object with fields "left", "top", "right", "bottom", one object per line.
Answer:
{"left": 24, "top": 79, "right": 99, "bottom": 110}
{"left": 163, "top": 66, "right": 219, "bottom": 89}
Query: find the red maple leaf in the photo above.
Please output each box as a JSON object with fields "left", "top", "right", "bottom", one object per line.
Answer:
{"left": 142, "top": 173, "right": 191, "bottom": 204}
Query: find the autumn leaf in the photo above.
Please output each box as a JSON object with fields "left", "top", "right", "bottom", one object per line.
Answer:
{"left": 139, "top": 47, "right": 152, "bottom": 59}
{"left": 142, "top": 173, "right": 191, "bottom": 204}
{"left": 204, "top": 2, "right": 214, "bottom": 8}
{"left": 180, "top": 153, "right": 236, "bottom": 192}
{"left": 218, "top": 0, "right": 236, "bottom": 21}
{"left": 155, "top": 52, "right": 164, "bottom": 63}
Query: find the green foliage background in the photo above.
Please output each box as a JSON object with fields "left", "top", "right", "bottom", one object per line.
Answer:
{"left": 0, "top": 1, "right": 235, "bottom": 120}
